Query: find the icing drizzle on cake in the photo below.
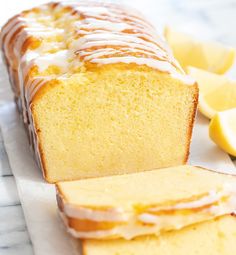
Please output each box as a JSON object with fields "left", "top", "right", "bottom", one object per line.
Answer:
{"left": 0, "top": 0, "right": 187, "bottom": 105}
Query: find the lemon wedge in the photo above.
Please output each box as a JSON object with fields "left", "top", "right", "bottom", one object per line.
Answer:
{"left": 209, "top": 108, "right": 236, "bottom": 156}
{"left": 187, "top": 67, "right": 236, "bottom": 119}
{"left": 164, "top": 26, "right": 235, "bottom": 74}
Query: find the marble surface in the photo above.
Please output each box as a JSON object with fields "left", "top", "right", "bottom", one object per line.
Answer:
{"left": 0, "top": 0, "right": 236, "bottom": 254}
{"left": 0, "top": 131, "right": 33, "bottom": 255}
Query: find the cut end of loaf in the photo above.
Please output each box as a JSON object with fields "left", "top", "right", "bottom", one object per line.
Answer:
{"left": 32, "top": 65, "right": 198, "bottom": 182}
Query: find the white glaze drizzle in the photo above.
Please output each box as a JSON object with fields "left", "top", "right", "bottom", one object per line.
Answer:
{"left": 90, "top": 57, "right": 177, "bottom": 73}
{"left": 34, "top": 50, "right": 69, "bottom": 72}
{"left": 148, "top": 190, "right": 222, "bottom": 212}
{"left": 74, "top": 18, "right": 131, "bottom": 32}
{"left": 64, "top": 205, "right": 129, "bottom": 222}
{"left": 55, "top": 0, "right": 183, "bottom": 72}
{"left": 0, "top": 0, "right": 190, "bottom": 106}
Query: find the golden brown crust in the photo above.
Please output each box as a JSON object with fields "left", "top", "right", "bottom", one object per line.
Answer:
{"left": 68, "top": 218, "right": 124, "bottom": 232}
{"left": 30, "top": 79, "right": 62, "bottom": 183}
{"left": 81, "top": 240, "right": 88, "bottom": 255}
{"left": 184, "top": 83, "right": 199, "bottom": 163}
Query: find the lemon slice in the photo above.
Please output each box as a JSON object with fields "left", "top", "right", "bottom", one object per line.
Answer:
{"left": 209, "top": 108, "right": 236, "bottom": 156}
{"left": 188, "top": 67, "right": 236, "bottom": 119}
{"left": 164, "top": 26, "right": 235, "bottom": 74}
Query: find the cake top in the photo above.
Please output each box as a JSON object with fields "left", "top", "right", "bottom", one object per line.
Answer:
{"left": 1, "top": 1, "right": 185, "bottom": 76}
{"left": 0, "top": 1, "right": 195, "bottom": 108}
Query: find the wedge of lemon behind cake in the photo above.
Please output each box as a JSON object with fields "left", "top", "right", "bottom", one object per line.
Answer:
{"left": 56, "top": 165, "right": 236, "bottom": 240}
{"left": 164, "top": 26, "right": 235, "bottom": 74}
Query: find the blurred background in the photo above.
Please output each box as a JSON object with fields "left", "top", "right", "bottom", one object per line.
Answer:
{"left": 1, "top": 0, "right": 236, "bottom": 45}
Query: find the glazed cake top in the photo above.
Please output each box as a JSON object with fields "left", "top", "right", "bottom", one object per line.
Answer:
{"left": 0, "top": 1, "right": 186, "bottom": 75}
{"left": 0, "top": 1, "right": 196, "bottom": 107}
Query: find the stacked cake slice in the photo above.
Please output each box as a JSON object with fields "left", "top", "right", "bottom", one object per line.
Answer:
{"left": 56, "top": 165, "right": 236, "bottom": 254}
{"left": 83, "top": 215, "right": 236, "bottom": 255}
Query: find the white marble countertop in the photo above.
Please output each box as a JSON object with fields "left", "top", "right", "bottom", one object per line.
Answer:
{"left": 1, "top": 0, "right": 236, "bottom": 254}
{"left": 0, "top": 131, "right": 33, "bottom": 255}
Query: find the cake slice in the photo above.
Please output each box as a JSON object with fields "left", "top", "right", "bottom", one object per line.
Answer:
{"left": 1, "top": 1, "right": 198, "bottom": 183}
{"left": 82, "top": 215, "right": 236, "bottom": 255}
{"left": 56, "top": 165, "right": 236, "bottom": 240}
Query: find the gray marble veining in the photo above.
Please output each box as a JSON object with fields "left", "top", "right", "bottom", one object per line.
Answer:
{"left": 0, "top": 177, "right": 20, "bottom": 207}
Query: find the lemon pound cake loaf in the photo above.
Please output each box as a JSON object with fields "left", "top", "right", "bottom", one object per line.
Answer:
{"left": 56, "top": 165, "right": 236, "bottom": 240}
{"left": 0, "top": 1, "right": 198, "bottom": 182}
{"left": 82, "top": 215, "right": 236, "bottom": 255}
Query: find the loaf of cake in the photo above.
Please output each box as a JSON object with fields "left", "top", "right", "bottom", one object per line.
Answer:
{"left": 0, "top": 1, "right": 198, "bottom": 182}
{"left": 56, "top": 165, "right": 236, "bottom": 240}
{"left": 82, "top": 215, "right": 236, "bottom": 255}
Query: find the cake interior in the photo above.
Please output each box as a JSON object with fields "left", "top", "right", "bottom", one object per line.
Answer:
{"left": 32, "top": 65, "right": 197, "bottom": 182}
